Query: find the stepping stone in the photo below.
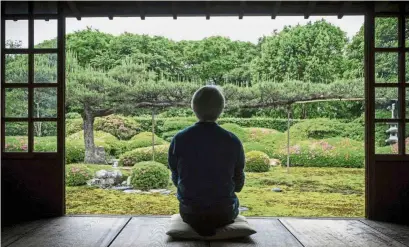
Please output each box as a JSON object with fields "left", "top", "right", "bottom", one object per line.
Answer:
{"left": 111, "top": 186, "right": 133, "bottom": 191}
{"left": 272, "top": 187, "right": 282, "bottom": 192}
{"left": 123, "top": 189, "right": 142, "bottom": 194}
{"left": 239, "top": 206, "right": 249, "bottom": 212}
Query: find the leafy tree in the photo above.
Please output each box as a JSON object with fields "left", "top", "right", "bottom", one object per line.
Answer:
{"left": 252, "top": 20, "right": 347, "bottom": 83}
{"left": 66, "top": 27, "right": 114, "bottom": 67}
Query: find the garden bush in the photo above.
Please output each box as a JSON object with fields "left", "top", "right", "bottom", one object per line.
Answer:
{"left": 95, "top": 115, "right": 141, "bottom": 140}
{"left": 66, "top": 164, "right": 93, "bottom": 186}
{"left": 130, "top": 162, "right": 169, "bottom": 190}
{"left": 220, "top": 123, "right": 249, "bottom": 141}
{"left": 34, "top": 136, "right": 57, "bottom": 152}
{"left": 289, "top": 118, "right": 346, "bottom": 140}
{"left": 66, "top": 112, "right": 82, "bottom": 119}
{"left": 275, "top": 137, "right": 365, "bottom": 168}
{"left": 119, "top": 144, "right": 169, "bottom": 166}
{"left": 134, "top": 117, "right": 301, "bottom": 134}
{"left": 245, "top": 151, "right": 270, "bottom": 172}
{"left": 67, "top": 131, "right": 120, "bottom": 157}
{"left": 126, "top": 132, "right": 166, "bottom": 149}
{"left": 159, "top": 119, "right": 195, "bottom": 133}
{"left": 161, "top": 130, "right": 180, "bottom": 142}
{"left": 66, "top": 140, "right": 85, "bottom": 164}
{"left": 243, "top": 142, "right": 275, "bottom": 158}
{"left": 66, "top": 118, "right": 83, "bottom": 136}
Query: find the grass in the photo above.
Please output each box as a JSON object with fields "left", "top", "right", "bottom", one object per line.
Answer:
{"left": 66, "top": 166, "right": 364, "bottom": 217}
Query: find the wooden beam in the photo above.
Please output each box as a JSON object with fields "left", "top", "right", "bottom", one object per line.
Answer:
{"left": 138, "top": 2, "right": 145, "bottom": 20}
{"left": 271, "top": 1, "right": 281, "bottom": 19}
{"left": 206, "top": 1, "right": 210, "bottom": 20}
{"left": 239, "top": 1, "right": 245, "bottom": 20}
{"left": 172, "top": 2, "right": 177, "bottom": 20}
{"left": 67, "top": 1, "right": 81, "bottom": 20}
{"left": 304, "top": 1, "right": 316, "bottom": 19}
{"left": 338, "top": 1, "right": 352, "bottom": 19}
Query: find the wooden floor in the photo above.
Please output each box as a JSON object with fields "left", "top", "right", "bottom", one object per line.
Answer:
{"left": 2, "top": 216, "right": 409, "bottom": 247}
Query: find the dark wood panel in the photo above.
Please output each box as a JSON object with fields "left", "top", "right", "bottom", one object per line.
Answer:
{"left": 280, "top": 219, "right": 406, "bottom": 247}
{"left": 210, "top": 219, "right": 302, "bottom": 247}
{"left": 110, "top": 217, "right": 208, "bottom": 247}
{"left": 7, "top": 216, "right": 128, "bottom": 247}
{"left": 1, "top": 219, "right": 48, "bottom": 247}
{"left": 1, "top": 158, "right": 64, "bottom": 226}
{"left": 360, "top": 219, "right": 409, "bottom": 245}
{"left": 368, "top": 161, "right": 409, "bottom": 223}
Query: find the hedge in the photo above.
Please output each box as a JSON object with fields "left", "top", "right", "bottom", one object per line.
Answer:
{"left": 65, "top": 164, "right": 93, "bottom": 186}
{"left": 130, "top": 162, "right": 169, "bottom": 190}
{"left": 289, "top": 118, "right": 346, "bottom": 140}
{"left": 161, "top": 130, "right": 180, "bottom": 142}
{"left": 220, "top": 123, "right": 249, "bottom": 142}
{"left": 66, "top": 118, "right": 83, "bottom": 136}
{"left": 133, "top": 117, "right": 301, "bottom": 134}
{"left": 121, "top": 132, "right": 167, "bottom": 153}
{"left": 275, "top": 137, "right": 365, "bottom": 168}
{"left": 119, "top": 144, "right": 169, "bottom": 166}
{"left": 245, "top": 151, "right": 270, "bottom": 172}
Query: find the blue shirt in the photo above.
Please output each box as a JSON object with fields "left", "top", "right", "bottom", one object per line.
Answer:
{"left": 168, "top": 122, "right": 245, "bottom": 210}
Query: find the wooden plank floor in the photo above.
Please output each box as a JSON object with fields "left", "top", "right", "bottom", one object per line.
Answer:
{"left": 2, "top": 216, "right": 408, "bottom": 247}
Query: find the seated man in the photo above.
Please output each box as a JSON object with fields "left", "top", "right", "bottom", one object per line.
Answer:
{"left": 168, "top": 85, "right": 245, "bottom": 237}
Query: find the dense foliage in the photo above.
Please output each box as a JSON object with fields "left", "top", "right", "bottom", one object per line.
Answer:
{"left": 66, "top": 165, "right": 93, "bottom": 186}
{"left": 130, "top": 162, "right": 170, "bottom": 190}
{"left": 245, "top": 151, "right": 270, "bottom": 172}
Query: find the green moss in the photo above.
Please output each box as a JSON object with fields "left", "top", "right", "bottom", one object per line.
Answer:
{"left": 66, "top": 166, "right": 364, "bottom": 217}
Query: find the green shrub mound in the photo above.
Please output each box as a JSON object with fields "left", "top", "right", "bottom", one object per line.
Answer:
{"left": 66, "top": 131, "right": 120, "bottom": 162}
{"left": 66, "top": 118, "right": 83, "bottom": 136}
{"left": 245, "top": 151, "right": 270, "bottom": 172}
{"left": 130, "top": 162, "right": 169, "bottom": 190}
{"left": 220, "top": 123, "right": 249, "bottom": 141}
{"left": 119, "top": 144, "right": 169, "bottom": 166}
{"left": 161, "top": 130, "right": 180, "bottom": 142}
{"left": 66, "top": 165, "right": 93, "bottom": 186}
{"left": 133, "top": 117, "right": 301, "bottom": 134}
{"left": 122, "top": 132, "right": 166, "bottom": 153}
{"left": 95, "top": 115, "right": 141, "bottom": 140}
{"left": 160, "top": 119, "right": 195, "bottom": 133}
{"left": 289, "top": 118, "right": 345, "bottom": 140}
{"left": 275, "top": 137, "right": 364, "bottom": 168}
{"left": 66, "top": 140, "right": 85, "bottom": 164}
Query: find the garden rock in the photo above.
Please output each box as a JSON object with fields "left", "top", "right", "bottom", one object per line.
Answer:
{"left": 149, "top": 189, "right": 168, "bottom": 193}
{"left": 269, "top": 159, "right": 281, "bottom": 167}
{"left": 111, "top": 186, "right": 133, "bottom": 191}
{"left": 272, "top": 187, "right": 282, "bottom": 192}
{"left": 123, "top": 189, "right": 142, "bottom": 194}
{"left": 239, "top": 206, "right": 249, "bottom": 212}
{"left": 89, "top": 169, "right": 123, "bottom": 188}
{"left": 126, "top": 176, "right": 132, "bottom": 186}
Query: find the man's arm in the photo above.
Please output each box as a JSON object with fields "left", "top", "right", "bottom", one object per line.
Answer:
{"left": 233, "top": 142, "right": 245, "bottom": 192}
{"left": 168, "top": 137, "right": 178, "bottom": 187}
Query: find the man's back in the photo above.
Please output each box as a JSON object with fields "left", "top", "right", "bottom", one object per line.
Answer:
{"left": 168, "top": 122, "right": 245, "bottom": 208}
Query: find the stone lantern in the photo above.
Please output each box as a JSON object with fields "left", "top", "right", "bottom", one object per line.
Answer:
{"left": 386, "top": 103, "right": 398, "bottom": 145}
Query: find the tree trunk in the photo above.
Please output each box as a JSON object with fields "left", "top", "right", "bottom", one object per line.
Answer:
{"left": 83, "top": 107, "right": 99, "bottom": 164}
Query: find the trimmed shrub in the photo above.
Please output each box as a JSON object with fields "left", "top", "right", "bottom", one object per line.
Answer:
{"left": 66, "top": 112, "right": 82, "bottom": 119}
{"left": 66, "top": 131, "right": 120, "bottom": 159}
{"left": 289, "top": 118, "right": 346, "bottom": 140}
{"left": 34, "top": 136, "right": 57, "bottom": 152}
{"left": 95, "top": 115, "right": 141, "bottom": 140}
{"left": 220, "top": 123, "right": 249, "bottom": 141}
{"left": 66, "top": 118, "right": 83, "bottom": 136}
{"left": 134, "top": 117, "right": 301, "bottom": 134}
{"left": 161, "top": 130, "right": 180, "bottom": 142}
{"left": 245, "top": 151, "right": 270, "bottom": 172}
{"left": 130, "top": 162, "right": 169, "bottom": 190}
{"left": 159, "top": 119, "right": 195, "bottom": 133}
{"left": 246, "top": 127, "right": 280, "bottom": 142}
{"left": 275, "top": 138, "right": 364, "bottom": 168}
{"left": 66, "top": 164, "right": 92, "bottom": 186}
{"left": 243, "top": 142, "right": 275, "bottom": 158}
{"left": 119, "top": 144, "right": 169, "bottom": 166}
{"left": 66, "top": 140, "right": 85, "bottom": 164}
{"left": 120, "top": 132, "right": 167, "bottom": 153}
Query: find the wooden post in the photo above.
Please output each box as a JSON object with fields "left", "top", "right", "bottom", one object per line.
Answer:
{"left": 152, "top": 108, "right": 155, "bottom": 161}
{"left": 287, "top": 104, "right": 291, "bottom": 173}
